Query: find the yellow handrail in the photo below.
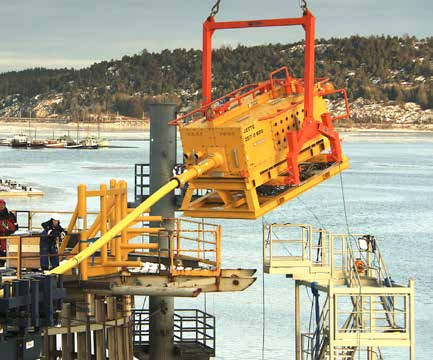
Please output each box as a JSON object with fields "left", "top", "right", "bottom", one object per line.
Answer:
{"left": 48, "top": 153, "right": 223, "bottom": 275}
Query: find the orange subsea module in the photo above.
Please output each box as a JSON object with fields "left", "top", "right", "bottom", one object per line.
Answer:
{"left": 169, "top": 10, "right": 350, "bottom": 220}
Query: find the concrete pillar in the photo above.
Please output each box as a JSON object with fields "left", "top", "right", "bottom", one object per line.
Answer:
{"left": 148, "top": 102, "right": 177, "bottom": 360}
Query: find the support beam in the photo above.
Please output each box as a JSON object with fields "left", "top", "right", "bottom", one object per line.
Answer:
{"left": 89, "top": 286, "right": 202, "bottom": 297}
{"left": 295, "top": 280, "right": 300, "bottom": 360}
{"left": 76, "top": 302, "right": 88, "bottom": 360}
{"left": 148, "top": 102, "right": 177, "bottom": 360}
{"left": 94, "top": 298, "right": 106, "bottom": 360}
{"left": 107, "top": 297, "right": 117, "bottom": 359}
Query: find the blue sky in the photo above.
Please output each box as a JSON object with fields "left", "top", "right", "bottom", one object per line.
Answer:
{"left": 0, "top": 0, "right": 431, "bottom": 73}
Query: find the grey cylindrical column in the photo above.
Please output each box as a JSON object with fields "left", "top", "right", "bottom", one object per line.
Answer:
{"left": 148, "top": 102, "right": 177, "bottom": 360}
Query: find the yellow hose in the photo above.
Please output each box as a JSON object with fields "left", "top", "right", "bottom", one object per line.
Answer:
{"left": 48, "top": 153, "right": 223, "bottom": 275}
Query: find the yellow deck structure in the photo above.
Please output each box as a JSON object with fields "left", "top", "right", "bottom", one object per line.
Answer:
{"left": 16, "top": 179, "right": 254, "bottom": 295}
{"left": 263, "top": 224, "right": 415, "bottom": 359}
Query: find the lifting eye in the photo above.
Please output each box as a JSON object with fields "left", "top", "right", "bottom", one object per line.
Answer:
{"left": 194, "top": 151, "right": 204, "bottom": 161}
{"left": 183, "top": 153, "right": 190, "bottom": 160}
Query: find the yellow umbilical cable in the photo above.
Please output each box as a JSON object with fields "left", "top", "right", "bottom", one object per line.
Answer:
{"left": 48, "top": 153, "right": 223, "bottom": 275}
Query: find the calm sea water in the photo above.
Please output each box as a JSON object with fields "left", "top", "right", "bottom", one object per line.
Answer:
{"left": 1, "top": 131, "right": 432, "bottom": 359}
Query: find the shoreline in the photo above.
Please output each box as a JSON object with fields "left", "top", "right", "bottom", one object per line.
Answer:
{"left": 0, "top": 120, "right": 150, "bottom": 140}
{"left": 337, "top": 126, "right": 433, "bottom": 133}
{"left": 0, "top": 121, "right": 431, "bottom": 141}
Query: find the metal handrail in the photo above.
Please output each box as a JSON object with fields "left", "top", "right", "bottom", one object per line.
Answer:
{"left": 132, "top": 308, "right": 215, "bottom": 353}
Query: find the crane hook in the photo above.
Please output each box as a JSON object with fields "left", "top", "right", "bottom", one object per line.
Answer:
{"left": 209, "top": 0, "right": 221, "bottom": 18}
{"left": 299, "top": 0, "right": 308, "bottom": 14}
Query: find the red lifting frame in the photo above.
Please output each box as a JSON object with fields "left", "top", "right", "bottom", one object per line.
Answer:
{"left": 202, "top": 10, "right": 316, "bottom": 122}
{"left": 202, "top": 10, "right": 344, "bottom": 185}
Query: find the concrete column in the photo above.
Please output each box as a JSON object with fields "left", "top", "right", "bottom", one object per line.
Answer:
{"left": 148, "top": 102, "right": 177, "bottom": 360}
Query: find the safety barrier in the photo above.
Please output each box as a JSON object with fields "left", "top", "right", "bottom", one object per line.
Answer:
{"left": 132, "top": 309, "right": 215, "bottom": 356}
{"left": 170, "top": 218, "right": 221, "bottom": 277}
{"left": 5, "top": 180, "right": 223, "bottom": 280}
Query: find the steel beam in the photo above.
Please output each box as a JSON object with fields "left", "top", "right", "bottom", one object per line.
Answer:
{"left": 148, "top": 102, "right": 177, "bottom": 360}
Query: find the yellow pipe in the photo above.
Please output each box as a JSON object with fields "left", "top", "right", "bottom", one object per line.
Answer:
{"left": 175, "top": 153, "right": 223, "bottom": 187}
{"left": 127, "top": 208, "right": 150, "bottom": 214}
{"left": 119, "top": 180, "right": 128, "bottom": 260}
{"left": 100, "top": 183, "right": 108, "bottom": 264}
{"left": 59, "top": 205, "right": 78, "bottom": 255}
{"left": 86, "top": 190, "right": 104, "bottom": 197}
{"left": 120, "top": 243, "right": 159, "bottom": 249}
{"left": 48, "top": 154, "right": 223, "bottom": 275}
{"left": 127, "top": 227, "right": 165, "bottom": 233}
{"left": 77, "top": 184, "right": 88, "bottom": 280}
{"left": 86, "top": 198, "right": 115, "bottom": 239}
{"left": 101, "top": 261, "right": 143, "bottom": 267}
{"left": 49, "top": 180, "right": 178, "bottom": 274}
{"left": 133, "top": 216, "right": 163, "bottom": 222}
{"left": 114, "top": 182, "right": 121, "bottom": 261}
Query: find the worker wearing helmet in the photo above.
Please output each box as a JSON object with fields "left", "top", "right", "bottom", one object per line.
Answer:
{"left": 0, "top": 199, "right": 18, "bottom": 266}
{"left": 40, "top": 214, "right": 67, "bottom": 270}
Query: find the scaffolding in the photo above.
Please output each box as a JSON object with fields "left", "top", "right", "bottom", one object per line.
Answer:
{"left": 263, "top": 224, "right": 415, "bottom": 360}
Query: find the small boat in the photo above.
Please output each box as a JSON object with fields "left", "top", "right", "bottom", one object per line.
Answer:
{"left": 65, "top": 143, "right": 83, "bottom": 149}
{"left": 45, "top": 139, "right": 66, "bottom": 149}
{"left": 0, "top": 178, "right": 43, "bottom": 197}
{"left": 56, "top": 135, "right": 83, "bottom": 149}
{"left": 80, "top": 137, "right": 99, "bottom": 149}
{"left": 0, "top": 138, "right": 11, "bottom": 146}
{"left": 30, "top": 139, "right": 46, "bottom": 148}
{"left": 11, "top": 134, "right": 29, "bottom": 148}
{"left": 98, "top": 138, "right": 109, "bottom": 148}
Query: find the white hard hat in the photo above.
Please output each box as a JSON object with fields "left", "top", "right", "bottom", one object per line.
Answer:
{"left": 51, "top": 213, "right": 60, "bottom": 221}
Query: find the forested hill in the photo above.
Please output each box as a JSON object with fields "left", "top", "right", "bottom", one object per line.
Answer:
{"left": 0, "top": 35, "right": 432, "bottom": 119}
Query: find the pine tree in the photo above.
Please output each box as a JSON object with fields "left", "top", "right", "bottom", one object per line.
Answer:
{"left": 416, "top": 85, "right": 428, "bottom": 109}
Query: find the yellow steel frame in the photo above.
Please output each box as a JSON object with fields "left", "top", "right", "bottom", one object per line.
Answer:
{"left": 177, "top": 80, "right": 349, "bottom": 219}
{"left": 54, "top": 179, "right": 164, "bottom": 279}
{"left": 169, "top": 218, "right": 221, "bottom": 277}
{"left": 183, "top": 157, "right": 349, "bottom": 219}
{"left": 42, "top": 177, "right": 223, "bottom": 280}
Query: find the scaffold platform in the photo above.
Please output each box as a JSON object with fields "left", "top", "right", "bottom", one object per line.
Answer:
{"left": 263, "top": 224, "right": 415, "bottom": 360}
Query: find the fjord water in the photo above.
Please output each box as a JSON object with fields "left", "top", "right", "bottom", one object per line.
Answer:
{"left": 1, "top": 131, "right": 432, "bottom": 359}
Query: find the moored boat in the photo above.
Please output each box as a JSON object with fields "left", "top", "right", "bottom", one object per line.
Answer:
{"left": 30, "top": 139, "right": 46, "bottom": 148}
{"left": 0, "top": 178, "right": 43, "bottom": 197}
{"left": 80, "top": 136, "right": 99, "bottom": 149}
{"left": 11, "top": 134, "right": 29, "bottom": 148}
{"left": 45, "top": 139, "right": 66, "bottom": 148}
{"left": 65, "top": 142, "right": 83, "bottom": 149}
{"left": 98, "top": 138, "right": 109, "bottom": 148}
{"left": 0, "top": 138, "right": 11, "bottom": 146}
